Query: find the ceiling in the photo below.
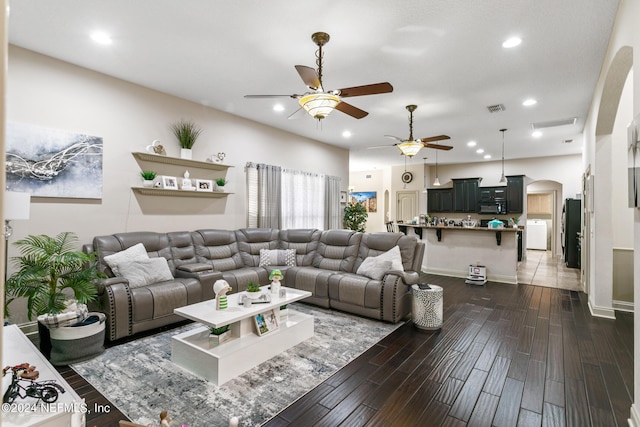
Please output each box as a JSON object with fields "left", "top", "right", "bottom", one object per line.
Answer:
{"left": 7, "top": 1, "right": 619, "bottom": 171}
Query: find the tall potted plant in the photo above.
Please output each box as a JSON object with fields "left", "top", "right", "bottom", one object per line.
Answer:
{"left": 170, "top": 119, "right": 202, "bottom": 160}
{"left": 4, "top": 232, "right": 104, "bottom": 359}
{"left": 344, "top": 201, "right": 368, "bottom": 232}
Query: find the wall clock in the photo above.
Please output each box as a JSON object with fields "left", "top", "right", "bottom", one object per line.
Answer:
{"left": 401, "top": 171, "right": 413, "bottom": 184}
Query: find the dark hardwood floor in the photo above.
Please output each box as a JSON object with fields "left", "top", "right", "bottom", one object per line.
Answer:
{"left": 264, "top": 275, "right": 634, "bottom": 427}
{"left": 58, "top": 275, "right": 634, "bottom": 427}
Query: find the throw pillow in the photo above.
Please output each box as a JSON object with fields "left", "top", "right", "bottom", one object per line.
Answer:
{"left": 103, "top": 243, "right": 149, "bottom": 276}
{"left": 356, "top": 245, "right": 405, "bottom": 280}
{"left": 259, "top": 248, "right": 297, "bottom": 267}
{"left": 356, "top": 258, "right": 393, "bottom": 281}
{"left": 116, "top": 257, "right": 173, "bottom": 288}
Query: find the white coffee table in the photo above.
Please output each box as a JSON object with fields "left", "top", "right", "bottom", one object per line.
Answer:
{"left": 171, "top": 286, "right": 313, "bottom": 386}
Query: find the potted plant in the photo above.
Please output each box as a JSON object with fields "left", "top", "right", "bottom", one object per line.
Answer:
{"left": 343, "top": 201, "right": 368, "bottom": 232}
{"left": 245, "top": 281, "right": 262, "bottom": 299}
{"left": 140, "top": 170, "right": 157, "bottom": 187}
{"left": 215, "top": 177, "right": 227, "bottom": 191}
{"left": 4, "top": 232, "right": 104, "bottom": 358}
{"left": 209, "top": 324, "right": 231, "bottom": 346}
{"left": 170, "top": 119, "right": 202, "bottom": 160}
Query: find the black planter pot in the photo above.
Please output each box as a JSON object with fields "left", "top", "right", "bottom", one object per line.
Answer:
{"left": 37, "top": 321, "right": 52, "bottom": 360}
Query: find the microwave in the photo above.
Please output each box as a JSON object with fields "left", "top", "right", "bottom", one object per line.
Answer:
{"left": 479, "top": 201, "right": 505, "bottom": 214}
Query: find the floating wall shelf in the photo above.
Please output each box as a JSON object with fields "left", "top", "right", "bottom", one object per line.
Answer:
{"left": 132, "top": 152, "right": 232, "bottom": 171}
{"left": 132, "top": 187, "right": 232, "bottom": 198}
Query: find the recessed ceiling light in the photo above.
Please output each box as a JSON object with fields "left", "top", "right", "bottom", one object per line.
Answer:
{"left": 532, "top": 131, "right": 543, "bottom": 138}
{"left": 502, "top": 37, "right": 522, "bottom": 48}
{"left": 342, "top": 130, "right": 352, "bottom": 138}
{"left": 476, "top": 148, "right": 484, "bottom": 154}
{"left": 522, "top": 98, "right": 537, "bottom": 106}
{"left": 467, "top": 141, "right": 477, "bottom": 147}
{"left": 91, "top": 31, "right": 113, "bottom": 45}
{"left": 484, "top": 154, "right": 492, "bottom": 159}
{"left": 273, "top": 104, "right": 285, "bottom": 112}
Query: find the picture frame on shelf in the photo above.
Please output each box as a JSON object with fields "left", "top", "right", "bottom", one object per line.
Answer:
{"left": 160, "top": 175, "right": 178, "bottom": 190}
{"left": 254, "top": 310, "right": 279, "bottom": 336}
{"left": 195, "top": 179, "right": 214, "bottom": 192}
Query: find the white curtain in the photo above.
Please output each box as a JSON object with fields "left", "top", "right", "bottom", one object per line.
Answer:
{"left": 281, "top": 169, "right": 325, "bottom": 229}
{"left": 325, "top": 175, "right": 341, "bottom": 229}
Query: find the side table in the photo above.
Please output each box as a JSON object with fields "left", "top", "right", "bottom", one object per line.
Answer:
{"left": 411, "top": 284, "right": 443, "bottom": 331}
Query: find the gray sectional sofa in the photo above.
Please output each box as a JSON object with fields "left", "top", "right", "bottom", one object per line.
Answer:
{"left": 85, "top": 228, "right": 425, "bottom": 341}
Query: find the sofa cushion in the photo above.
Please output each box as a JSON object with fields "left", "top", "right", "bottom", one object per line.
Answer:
{"left": 313, "top": 230, "right": 362, "bottom": 272}
{"left": 116, "top": 257, "right": 173, "bottom": 288}
{"left": 355, "top": 232, "right": 418, "bottom": 273}
{"left": 278, "top": 229, "right": 321, "bottom": 266}
{"left": 103, "top": 243, "right": 149, "bottom": 276}
{"left": 259, "top": 248, "right": 297, "bottom": 267}
{"left": 235, "top": 228, "right": 280, "bottom": 267}
{"left": 192, "top": 230, "right": 244, "bottom": 271}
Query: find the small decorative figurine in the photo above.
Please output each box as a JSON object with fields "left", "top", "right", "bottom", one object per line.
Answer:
{"left": 160, "top": 410, "right": 172, "bottom": 427}
{"left": 213, "top": 280, "right": 232, "bottom": 310}
{"left": 213, "top": 152, "right": 226, "bottom": 163}
{"left": 269, "top": 269, "right": 283, "bottom": 295}
{"left": 181, "top": 170, "right": 193, "bottom": 190}
{"left": 146, "top": 139, "right": 167, "bottom": 156}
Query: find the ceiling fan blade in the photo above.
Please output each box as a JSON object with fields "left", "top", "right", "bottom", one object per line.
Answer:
{"left": 287, "top": 107, "right": 305, "bottom": 120}
{"left": 424, "top": 143, "right": 454, "bottom": 151}
{"left": 367, "top": 144, "right": 396, "bottom": 149}
{"left": 335, "top": 101, "right": 368, "bottom": 119}
{"left": 295, "top": 65, "right": 321, "bottom": 90}
{"left": 338, "top": 82, "right": 393, "bottom": 98}
{"left": 419, "top": 135, "right": 451, "bottom": 143}
{"left": 244, "top": 94, "right": 302, "bottom": 99}
{"left": 384, "top": 135, "right": 404, "bottom": 143}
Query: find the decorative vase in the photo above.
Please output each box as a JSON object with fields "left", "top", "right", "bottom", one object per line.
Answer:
{"left": 246, "top": 290, "right": 262, "bottom": 300}
{"left": 142, "top": 180, "right": 154, "bottom": 187}
{"left": 216, "top": 184, "right": 225, "bottom": 192}
{"left": 209, "top": 330, "right": 231, "bottom": 346}
{"left": 180, "top": 148, "right": 193, "bottom": 160}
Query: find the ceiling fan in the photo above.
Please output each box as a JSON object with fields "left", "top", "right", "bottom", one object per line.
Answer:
{"left": 244, "top": 32, "right": 393, "bottom": 120}
{"left": 371, "top": 105, "right": 453, "bottom": 157}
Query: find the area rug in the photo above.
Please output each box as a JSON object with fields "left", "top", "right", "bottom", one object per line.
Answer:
{"left": 71, "top": 303, "right": 402, "bottom": 427}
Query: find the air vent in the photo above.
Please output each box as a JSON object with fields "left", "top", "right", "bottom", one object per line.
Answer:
{"left": 487, "top": 104, "right": 506, "bottom": 113}
{"left": 366, "top": 174, "right": 372, "bottom": 179}
{"left": 531, "top": 117, "right": 577, "bottom": 130}
{"left": 563, "top": 139, "right": 574, "bottom": 144}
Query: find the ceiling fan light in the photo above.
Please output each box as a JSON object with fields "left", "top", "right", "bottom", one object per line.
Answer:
{"left": 397, "top": 141, "right": 423, "bottom": 157}
{"left": 298, "top": 93, "right": 340, "bottom": 120}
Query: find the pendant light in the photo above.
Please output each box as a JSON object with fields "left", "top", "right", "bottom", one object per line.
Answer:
{"left": 433, "top": 150, "right": 441, "bottom": 186}
{"left": 499, "top": 128, "right": 507, "bottom": 184}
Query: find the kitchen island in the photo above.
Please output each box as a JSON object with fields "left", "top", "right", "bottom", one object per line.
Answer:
{"left": 398, "top": 224, "right": 520, "bottom": 284}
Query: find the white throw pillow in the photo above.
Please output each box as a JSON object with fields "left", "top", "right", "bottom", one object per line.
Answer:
{"left": 103, "top": 243, "right": 149, "bottom": 275}
{"left": 356, "top": 245, "right": 405, "bottom": 280}
{"left": 356, "top": 258, "right": 393, "bottom": 281}
{"left": 116, "top": 257, "right": 174, "bottom": 288}
{"left": 259, "top": 248, "right": 297, "bottom": 267}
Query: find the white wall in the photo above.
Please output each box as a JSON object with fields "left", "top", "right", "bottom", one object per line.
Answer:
{"left": 6, "top": 46, "right": 349, "bottom": 324}
{"left": 581, "top": 0, "right": 640, "bottom": 423}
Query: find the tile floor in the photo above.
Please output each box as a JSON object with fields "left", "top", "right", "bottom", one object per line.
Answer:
{"left": 517, "top": 249, "right": 583, "bottom": 291}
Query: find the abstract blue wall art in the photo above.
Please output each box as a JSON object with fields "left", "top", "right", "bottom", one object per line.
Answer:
{"left": 6, "top": 122, "right": 104, "bottom": 199}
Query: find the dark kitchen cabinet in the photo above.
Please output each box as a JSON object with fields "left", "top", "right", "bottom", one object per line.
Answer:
{"left": 453, "top": 178, "right": 481, "bottom": 212}
{"left": 506, "top": 175, "right": 524, "bottom": 213}
{"left": 427, "top": 188, "right": 453, "bottom": 213}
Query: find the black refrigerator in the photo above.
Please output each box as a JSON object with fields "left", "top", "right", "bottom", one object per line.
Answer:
{"left": 563, "top": 198, "right": 581, "bottom": 268}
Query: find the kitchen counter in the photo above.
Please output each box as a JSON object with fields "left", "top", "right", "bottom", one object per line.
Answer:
{"left": 397, "top": 224, "right": 520, "bottom": 284}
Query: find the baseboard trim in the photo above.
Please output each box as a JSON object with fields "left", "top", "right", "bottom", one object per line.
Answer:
{"left": 629, "top": 403, "right": 639, "bottom": 427}
{"left": 423, "top": 267, "right": 518, "bottom": 285}
{"left": 613, "top": 299, "right": 634, "bottom": 313}
{"left": 588, "top": 300, "right": 617, "bottom": 319}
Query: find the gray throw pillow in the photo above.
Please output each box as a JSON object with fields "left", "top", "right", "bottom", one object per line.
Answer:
{"left": 259, "top": 248, "right": 296, "bottom": 267}
{"left": 117, "top": 257, "right": 173, "bottom": 288}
